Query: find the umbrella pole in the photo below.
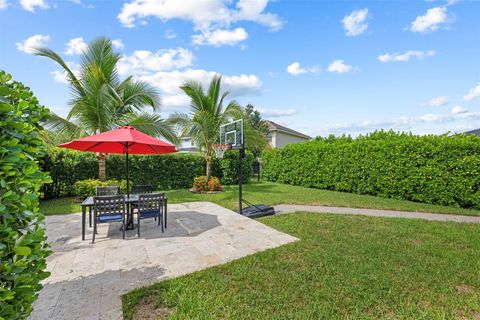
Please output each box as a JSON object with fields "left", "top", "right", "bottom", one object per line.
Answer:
{"left": 125, "top": 143, "right": 130, "bottom": 198}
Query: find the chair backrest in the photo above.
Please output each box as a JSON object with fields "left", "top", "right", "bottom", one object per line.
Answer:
{"left": 93, "top": 195, "right": 125, "bottom": 216}
{"left": 137, "top": 193, "right": 164, "bottom": 213}
{"left": 96, "top": 186, "right": 120, "bottom": 196}
{"left": 131, "top": 185, "right": 153, "bottom": 194}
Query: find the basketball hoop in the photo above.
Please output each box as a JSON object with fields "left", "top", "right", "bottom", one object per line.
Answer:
{"left": 212, "top": 143, "right": 231, "bottom": 159}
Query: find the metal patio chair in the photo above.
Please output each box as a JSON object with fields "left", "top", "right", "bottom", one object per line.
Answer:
{"left": 136, "top": 193, "right": 165, "bottom": 237}
{"left": 131, "top": 184, "right": 153, "bottom": 194}
{"left": 92, "top": 195, "right": 126, "bottom": 243}
{"left": 96, "top": 186, "right": 121, "bottom": 196}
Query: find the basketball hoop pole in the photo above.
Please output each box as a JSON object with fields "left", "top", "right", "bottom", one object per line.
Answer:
{"left": 238, "top": 130, "right": 244, "bottom": 215}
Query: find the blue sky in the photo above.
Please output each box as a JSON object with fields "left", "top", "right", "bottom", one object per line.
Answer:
{"left": 1, "top": 0, "right": 479, "bottom": 137}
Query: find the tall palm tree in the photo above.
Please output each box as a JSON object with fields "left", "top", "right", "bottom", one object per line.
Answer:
{"left": 34, "top": 37, "right": 177, "bottom": 180}
{"left": 170, "top": 76, "right": 241, "bottom": 182}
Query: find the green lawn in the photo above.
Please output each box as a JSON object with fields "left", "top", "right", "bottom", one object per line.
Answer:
{"left": 40, "top": 181, "right": 480, "bottom": 217}
{"left": 122, "top": 213, "right": 480, "bottom": 320}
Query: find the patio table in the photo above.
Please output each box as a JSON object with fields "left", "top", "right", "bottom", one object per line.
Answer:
{"left": 80, "top": 194, "right": 168, "bottom": 240}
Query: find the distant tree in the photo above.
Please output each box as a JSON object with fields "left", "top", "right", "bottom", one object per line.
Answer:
{"left": 170, "top": 76, "right": 241, "bottom": 182}
{"left": 243, "top": 104, "right": 270, "bottom": 158}
{"left": 34, "top": 37, "right": 177, "bottom": 180}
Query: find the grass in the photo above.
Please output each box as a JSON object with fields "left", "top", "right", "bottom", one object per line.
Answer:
{"left": 40, "top": 181, "right": 480, "bottom": 217}
{"left": 122, "top": 213, "right": 480, "bottom": 319}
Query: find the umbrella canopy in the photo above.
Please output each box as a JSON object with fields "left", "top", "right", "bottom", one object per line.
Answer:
{"left": 59, "top": 126, "right": 177, "bottom": 199}
{"left": 59, "top": 125, "right": 177, "bottom": 154}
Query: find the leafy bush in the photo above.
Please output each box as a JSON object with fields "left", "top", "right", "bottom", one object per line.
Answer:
{"left": 41, "top": 150, "right": 222, "bottom": 198}
{"left": 0, "top": 71, "right": 52, "bottom": 319}
{"left": 74, "top": 179, "right": 127, "bottom": 198}
{"left": 219, "top": 149, "right": 254, "bottom": 185}
{"left": 262, "top": 130, "right": 480, "bottom": 209}
{"left": 193, "top": 176, "right": 222, "bottom": 192}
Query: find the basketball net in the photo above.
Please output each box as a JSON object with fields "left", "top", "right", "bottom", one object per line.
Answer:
{"left": 212, "top": 144, "right": 231, "bottom": 159}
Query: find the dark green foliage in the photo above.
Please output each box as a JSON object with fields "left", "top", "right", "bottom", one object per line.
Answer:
{"left": 41, "top": 148, "right": 222, "bottom": 198}
{"left": 263, "top": 130, "right": 480, "bottom": 209}
{"left": 219, "top": 149, "right": 254, "bottom": 185}
{"left": 0, "top": 71, "right": 52, "bottom": 319}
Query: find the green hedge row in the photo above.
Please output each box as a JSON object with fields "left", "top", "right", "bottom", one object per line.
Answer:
{"left": 41, "top": 148, "right": 253, "bottom": 199}
{"left": 262, "top": 131, "right": 480, "bottom": 209}
{"left": 0, "top": 71, "right": 51, "bottom": 319}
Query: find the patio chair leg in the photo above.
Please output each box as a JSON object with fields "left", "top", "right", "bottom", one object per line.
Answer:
{"left": 92, "top": 217, "right": 96, "bottom": 243}
{"left": 161, "top": 214, "right": 164, "bottom": 233}
{"left": 137, "top": 216, "right": 140, "bottom": 237}
{"left": 123, "top": 217, "right": 126, "bottom": 239}
{"left": 88, "top": 207, "right": 92, "bottom": 228}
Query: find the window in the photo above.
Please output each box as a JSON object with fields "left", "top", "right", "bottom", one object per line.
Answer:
{"left": 267, "top": 132, "right": 272, "bottom": 142}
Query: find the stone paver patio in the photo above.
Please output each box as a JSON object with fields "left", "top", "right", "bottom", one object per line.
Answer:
{"left": 30, "top": 202, "right": 297, "bottom": 320}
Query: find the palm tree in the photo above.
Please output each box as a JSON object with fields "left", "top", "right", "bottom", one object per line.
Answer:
{"left": 34, "top": 37, "right": 177, "bottom": 180}
{"left": 170, "top": 76, "right": 241, "bottom": 182}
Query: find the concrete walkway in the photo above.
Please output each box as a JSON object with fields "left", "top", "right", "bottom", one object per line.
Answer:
{"left": 30, "top": 202, "right": 297, "bottom": 320}
{"left": 274, "top": 204, "right": 480, "bottom": 223}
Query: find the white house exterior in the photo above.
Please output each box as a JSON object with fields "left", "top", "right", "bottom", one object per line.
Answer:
{"left": 177, "top": 121, "right": 311, "bottom": 152}
{"left": 266, "top": 121, "right": 311, "bottom": 148}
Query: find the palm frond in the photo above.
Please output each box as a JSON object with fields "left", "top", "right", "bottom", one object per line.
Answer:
{"left": 125, "top": 112, "right": 179, "bottom": 144}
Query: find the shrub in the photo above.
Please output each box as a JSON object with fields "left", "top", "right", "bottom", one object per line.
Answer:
{"left": 219, "top": 149, "right": 254, "bottom": 185}
{"left": 41, "top": 150, "right": 222, "bottom": 198}
{"left": 207, "top": 177, "right": 222, "bottom": 191}
{"left": 74, "top": 179, "right": 127, "bottom": 198}
{"left": 193, "top": 176, "right": 222, "bottom": 192}
{"left": 0, "top": 71, "right": 52, "bottom": 319}
{"left": 262, "top": 130, "right": 480, "bottom": 209}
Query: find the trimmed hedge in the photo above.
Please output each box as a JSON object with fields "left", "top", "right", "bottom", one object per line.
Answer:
{"left": 0, "top": 71, "right": 52, "bottom": 319}
{"left": 41, "top": 148, "right": 254, "bottom": 198}
{"left": 262, "top": 131, "right": 480, "bottom": 209}
{"left": 219, "top": 150, "right": 254, "bottom": 185}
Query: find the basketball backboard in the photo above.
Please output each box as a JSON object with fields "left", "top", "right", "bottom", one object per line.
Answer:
{"left": 220, "top": 119, "right": 244, "bottom": 149}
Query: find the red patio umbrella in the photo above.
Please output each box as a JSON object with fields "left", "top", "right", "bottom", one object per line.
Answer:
{"left": 59, "top": 125, "right": 177, "bottom": 196}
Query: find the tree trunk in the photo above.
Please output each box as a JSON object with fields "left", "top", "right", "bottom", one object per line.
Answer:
{"left": 206, "top": 155, "right": 212, "bottom": 182}
{"left": 97, "top": 152, "right": 107, "bottom": 181}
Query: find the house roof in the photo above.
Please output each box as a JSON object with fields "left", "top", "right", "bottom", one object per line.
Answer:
{"left": 462, "top": 129, "right": 480, "bottom": 137}
{"left": 266, "top": 121, "right": 312, "bottom": 140}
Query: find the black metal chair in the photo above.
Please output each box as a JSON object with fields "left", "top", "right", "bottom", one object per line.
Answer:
{"left": 131, "top": 185, "right": 153, "bottom": 194}
{"left": 136, "top": 193, "right": 165, "bottom": 237}
{"left": 90, "top": 186, "right": 121, "bottom": 227}
{"left": 96, "top": 186, "right": 121, "bottom": 196}
{"left": 92, "top": 195, "right": 126, "bottom": 243}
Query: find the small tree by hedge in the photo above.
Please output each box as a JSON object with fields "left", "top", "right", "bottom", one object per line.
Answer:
{"left": 262, "top": 130, "right": 480, "bottom": 209}
{"left": 0, "top": 71, "right": 52, "bottom": 319}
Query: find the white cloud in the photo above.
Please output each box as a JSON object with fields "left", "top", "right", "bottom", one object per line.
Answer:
{"left": 118, "top": 0, "right": 283, "bottom": 29}
{"left": 19, "top": 0, "right": 49, "bottom": 12}
{"left": 410, "top": 6, "right": 452, "bottom": 33}
{"left": 165, "top": 29, "right": 177, "bottom": 39}
{"left": 464, "top": 83, "right": 480, "bottom": 101}
{"left": 64, "top": 37, "right": 88, "bottom": 55}
{"left": 286, "top": 62, "right": 319, "bottom": 76}
{"left": 421, "top": 96, "right": 449, "bottom": 107}
{"left": 326, "top": 110, "right": 480, "bottom": 135}
{"left": 327, "top": 60, "right": 352, "bottom": 74}
{"left": 117, "top": 48, "right": 195, "bottom": 75}
{"left": 257, "top": 108, "right": 297, "bottom": 117}
{"left": 378, "top": 50, "right": 436, "bottom": 62}
{"left": 138, "top": 69, "right": 262, "bottom": 98}
{"left": 451, "top": 105, "right": 467, "bottom": 114}
{"left": 342, "top": 8, "right": 369, "bottom": 36}
{"left": 15, "top": 34, "right": 50, "bottom": 53}
{"left": 51, "top": 61, "right": 81, "bottom": 84}
{"left": 0, "top": 0, "right": 8, "bottom": 10}
{"left": 112, "top": 39, "right": 124, "bottom": 49}
{"left": 192, "top": 27, "right": 248, "bottom": 46}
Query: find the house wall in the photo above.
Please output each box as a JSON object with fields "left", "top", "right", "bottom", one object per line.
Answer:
{"left": 273, "top": 131, "right": 309, "bottom": 148}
